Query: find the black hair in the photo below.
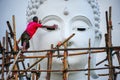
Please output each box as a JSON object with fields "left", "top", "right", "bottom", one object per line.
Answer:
{"left": 33, "top": 16, "right": 38, "bottom": 22}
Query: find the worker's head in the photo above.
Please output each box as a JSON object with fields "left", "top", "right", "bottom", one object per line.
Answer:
{"left": 32, "top": 16, "right": 38, "bottom": 23}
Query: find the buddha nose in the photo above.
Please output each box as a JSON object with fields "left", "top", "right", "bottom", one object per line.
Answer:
{"left": 64, "top": 26, "right": 71, "bottom": 39}
{"left": 63, "top": 33, "right": 75, "bottom": 47}
{"left": 66, "top": 41, "right": 73, "bottom": 47}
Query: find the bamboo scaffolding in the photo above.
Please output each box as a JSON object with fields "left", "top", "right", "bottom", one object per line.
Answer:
{"left": 5, "top": 50, "right": 22, "bottom": 80}
{"left": 0, "top": 9, "right": 120, "bottom": 80}
{"left": 21, "top": 33, "right": 75, "bottom": 75}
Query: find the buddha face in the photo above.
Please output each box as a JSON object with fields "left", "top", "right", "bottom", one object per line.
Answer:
{"left": 27, "top": 0, "right": 101, "bottom": 79}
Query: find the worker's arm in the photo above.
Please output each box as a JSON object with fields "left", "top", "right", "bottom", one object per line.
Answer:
{"left": 39, "top": 20, "right": 58, "bottom": 29}
{"left": 42, "top": 24, "right": 58, "bottom": 30}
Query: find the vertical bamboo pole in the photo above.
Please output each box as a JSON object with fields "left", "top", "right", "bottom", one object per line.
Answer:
{"left": 6, "top": 21, "right": 14, "bottom": 38}
{"left": 32, "top": 72, "right": 35, "bottom": 80}
{"left": 2, "top": 37, "right": 5, "bottom": 80}
{"left": 36, "top": 73, "right": 38, "bottom": 80}
{"left": 88, "top": 39, "right": 91, "bottom": 80}
{"left": 6, "top": 30, "right": 9, "bottom": 52}
{"left": 46, "top": 44, "right": 53, "bottom": 80}
{"left": 116, "top": 51, "right": 120, "bottom": 65}
{"left": 5, "top": 30, "right": 10, "bottom": 75}
{"left": 21, "top": 61, "right": 29, "bottom": 79}
{"left": 63, "top": 43, "right": 68, "bottom": 80}
{"left": 12, "top": 15, "right": 18, "bottom": 80}
{"left": 105, "top": 6, "right": 114, "bottom": 80}
{"left": 36, "top": 64, "right": 41, "bottom": 80}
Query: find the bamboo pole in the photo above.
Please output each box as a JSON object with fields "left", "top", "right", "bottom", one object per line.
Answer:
{"left": 96, "top": 51, "right": 117, "bottom": 66}
{"left": 0, "top": 49, "right": 106, "bottom": 59}
{"left": 105, "top": 6, "right": 114, "bottom": 80}
{"left": 88, "top": 39, "right": 91, "bottom": 80}
{"left": 116, "top": 51, "right": 120, "bottom": 65}
{"left": 32, "top": 72, "right": 35, "bottom": 80}
{"left": 6, "top": 30, "right": 9, "bottom": 52}
{"left": 5, "top": 30, "right": 11, "bottom": 74}
{"left": 8, "top": 37, "right": 14, "bottom": 52}
{"left": 63, "top": 43, "right": 68, "bottom": 80}
{"left": 3, "top": 65, "right": 120, "bottom": 73}
{"left": 6, "top": 21, "right": 14, "bottom": 38}
{"left": 1, "top": 37, "right": 5, "bottom": 80}
{"left": 21, "top": 61, "right": 29, "bottom": 79}
{"left": 46, "top": 44, "right": 53, "bottom": 80}
{"left": 12, "top": 15, "right": 19, "bottom": 80}
{"left": 4, "top": 46, "right": 120, "bottom": 54}
{"left": 0, "top": 59, "right": 24, "bottom": 66}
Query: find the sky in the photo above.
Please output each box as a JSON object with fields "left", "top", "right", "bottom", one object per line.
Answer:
{"left": 0, "top": 0, "right": 120, "bottom": 80}
{"left": 0, "top": 0, "right": 28, "bottom": 40}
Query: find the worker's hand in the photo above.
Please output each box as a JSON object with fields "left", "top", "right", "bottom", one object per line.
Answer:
{"left": 57, "top": 41, "right": 62, "bottom": 47}
{"left": 51, "top": 24, "right": 58, "bottom": 29}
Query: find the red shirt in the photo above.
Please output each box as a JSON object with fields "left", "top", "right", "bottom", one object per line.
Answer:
{"left": 25, "top": 22, "right": 43, "bottom": 38}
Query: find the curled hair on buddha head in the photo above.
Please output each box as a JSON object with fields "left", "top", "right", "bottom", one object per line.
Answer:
{"left": 33, "top": 16, "right": 38, "bottom": 22}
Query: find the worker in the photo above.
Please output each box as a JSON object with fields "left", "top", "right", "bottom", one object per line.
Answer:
{"left": 21, "top": 16, "right": 58, "bottom": 51}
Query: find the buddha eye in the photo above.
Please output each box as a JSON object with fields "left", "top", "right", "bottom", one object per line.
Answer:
{"left": 41, "top": 15, "right": 62, "bottom": 32}
{"left": 71, "top": 21, "right": 90, "bottom": 32}
{"left": 71, "top": 16, "right": 92, "bottom": 32}
{"left": 46, "top": 27, "right": 56, "bottom": 30}
{"left": 77, "top": 28, "right": 86, "bottom": 31}
{"left": 72, "top": 26, "right": 89, "bottom": 32}
{"left": 42, "top": 21, "right": 59, "bottom": 32}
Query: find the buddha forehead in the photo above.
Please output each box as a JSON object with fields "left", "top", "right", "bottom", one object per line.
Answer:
{"left": 27, "top": 0, "right": 100, "bottom": 28}
{"left": 37, "top": 0, "right": 93, "bottom": 19}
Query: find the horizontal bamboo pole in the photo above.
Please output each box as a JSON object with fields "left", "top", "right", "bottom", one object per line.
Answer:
{"left": 2, "top": 66, "right": 120, "bottom": 73}
{"left": 86, "top": 71, "right": 120, "bottom": 76}
{"left": 4, "top": 46, "right": 120, "bottom": 54}
{"left": 0, "top": 59, "right": 24, "bottom": 66}
{"left": 0, "top": 49, "right": 105, "bottom": 59}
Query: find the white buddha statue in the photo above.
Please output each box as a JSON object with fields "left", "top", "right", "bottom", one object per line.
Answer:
{"left": 26, "top": 0, "right": 102, "bottom": 80}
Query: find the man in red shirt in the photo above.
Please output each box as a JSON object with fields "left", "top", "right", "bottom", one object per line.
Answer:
{"left": 21, "top": 16, "right": 58, "bottom": 51}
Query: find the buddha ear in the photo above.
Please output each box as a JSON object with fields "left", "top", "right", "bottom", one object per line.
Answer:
{"left": 94, "top": 30, "right": 102, "bottom": 47}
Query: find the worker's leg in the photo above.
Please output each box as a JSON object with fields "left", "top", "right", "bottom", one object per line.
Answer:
{"left": 21, "top": 31, "right": 30, "bottom": 51}
{"left": 23, "top": 41, "right": 27, "bottom": 51}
